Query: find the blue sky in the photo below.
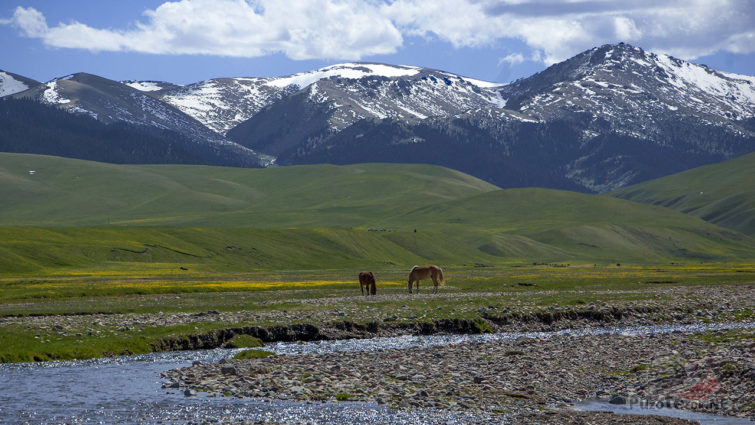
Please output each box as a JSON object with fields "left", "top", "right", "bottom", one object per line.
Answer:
{"left": 2, "top": 0, "right": 753, "bottom": 85}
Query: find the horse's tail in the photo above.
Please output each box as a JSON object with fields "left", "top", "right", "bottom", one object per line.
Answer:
{"left": 437, "top": 266, "right": 445, "bottom": 286}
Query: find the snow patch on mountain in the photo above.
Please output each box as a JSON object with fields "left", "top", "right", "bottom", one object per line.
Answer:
{"left": 654, "top": 54, "right": 755, "bottom": 115}
{"left": 123, "top": 81, "right": 169, "bottom": 92}
{"left": 266, "top": 63, "right": 421, "bottom": 89}
{"left": 41, "top": 81, "right": 71, "bottom": 104}
{"left": 0, "top": 72, "right": 29, "bottom": 97}
{"left": 159, "top": 77, "right": 291, "bottom": 134}
{"left": 458, "top": 76, "right": 506, "bottom": 89}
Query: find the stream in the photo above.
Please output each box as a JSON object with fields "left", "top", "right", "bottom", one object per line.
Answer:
{"left": 1, "top": 321, "right": 752, "bottom": 424}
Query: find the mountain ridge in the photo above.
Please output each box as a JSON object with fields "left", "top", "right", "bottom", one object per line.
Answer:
{"left": 2, "top": 43, "right": 753, "bottom": 192}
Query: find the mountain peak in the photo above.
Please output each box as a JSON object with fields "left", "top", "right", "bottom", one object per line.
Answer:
{"left": 502, "top": 41, "right": 754, "bottom": 122}
{"left": 265, "top": 62, "right": 422, "bottom": 89}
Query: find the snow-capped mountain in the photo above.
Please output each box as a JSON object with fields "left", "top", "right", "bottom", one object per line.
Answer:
{"left": 225, "top": 63, "right": 508, "bottom": 155}
{"left": 3, "top": 43, "right": 753, "bottom": 191}
{"left": 125, "top": 63, "right": 505, "bottom": 136}
{"left": 14, "top": 73, "right": 216, "bottom": 139}
{"left": 302, "top": 64, "right": 506, "bottom": 130}
{"left": 501, "top": 43, "right": 754, "bottom": 142}
{"left": 0, "top": 70, "right": 39, "bottom": 97}
{"left": 11, "top": 73, "right": 269, "bottom": 166}
{"left": 140, "top": 77, "right": 296, "bottom": 135}
{"left": 246, "top": 44, "right": 753, "bottom": 192}
{"left": 493, "top": 43, "right": 755, "bottom": 190}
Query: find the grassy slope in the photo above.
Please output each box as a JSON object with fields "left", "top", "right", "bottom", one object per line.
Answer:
{"left": 611, "top": 152, "right": 755, "bottom": 236}
{"left": 0, "top": 153, "right": 753, "bottom": 274}
{"left": 0, "top": 153, "right": 496, "bottom": 227}
{"left": 385, "top": 188, "right": 755, "bottom": 263}
{"left": 0, "top": 226, "right": 507, "bottom": 274}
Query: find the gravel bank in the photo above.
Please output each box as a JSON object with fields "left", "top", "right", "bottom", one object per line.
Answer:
{"left": 164, "top": 328, "right": 754, "bottom": 423}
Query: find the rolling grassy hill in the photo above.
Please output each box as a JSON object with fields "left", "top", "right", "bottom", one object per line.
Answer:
{"left": 384, "top": 188, "right": 755, "bottom": 263}
{"left": 612, "top": 153, "right": 755, "bottom": 236}
{"left": 0, "top": 153, "right": 496, "bottom": 227}
{"left": 0, "top": 153, "right": 753, "bottom": 273}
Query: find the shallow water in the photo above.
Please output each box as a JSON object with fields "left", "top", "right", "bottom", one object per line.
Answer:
{"left": 0, "top": 348, "right": 494, "bottom": 424}
{"left": 1, "top": 321, "right": 752, "bottom": 424}
{"left": 264, "top": 320, "right": 755, "bottom": 355}
{"left": 576, "top": 400, "right": 754, "bottom": 425}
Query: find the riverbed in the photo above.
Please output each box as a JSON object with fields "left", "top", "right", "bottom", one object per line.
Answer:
{"left": 2, "top": 322, "right": 753, "bottom": 424}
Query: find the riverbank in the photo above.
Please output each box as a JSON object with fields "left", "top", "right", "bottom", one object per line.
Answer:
{"left": 165, "top": 326, "right": 754, "bottom": 423}
{"left": 1, "top": 283, "right": 753, "bottom": 362}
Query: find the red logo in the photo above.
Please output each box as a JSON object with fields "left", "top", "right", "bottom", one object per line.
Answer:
{"left": 678, "top": 377, "right": 718, "bottom": 401}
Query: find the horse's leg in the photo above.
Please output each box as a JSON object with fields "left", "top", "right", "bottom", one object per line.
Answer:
{"left": 408, "top": 278, "right": 413, "bottom": 294}
{"left": 361, "top": 283, "right": 364, "bottom": 296}
{"left": 432, "top": 275, "right": 438, "bottom": 294}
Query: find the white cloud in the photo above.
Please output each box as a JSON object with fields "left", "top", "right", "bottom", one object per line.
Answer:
{"left": 385, "top": 0, "right": 755, "bottom": 64}
{"left": 8, "top": 6, "right": 47, "bottom": 37}
{"left": 2, "top": 0, "right": 403, "bottom": 60}
{"left": 498, "top": 53, "right": 525, "bottom": 66}
{"left": 2, "top": 0, "right": 753, "bottom": 64}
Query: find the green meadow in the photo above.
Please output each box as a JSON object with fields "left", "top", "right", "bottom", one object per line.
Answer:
{"left": 0, "top": 152, "right": 753, "bottom": 362}
{"left": 2, "top": 263, "right": 753, "bottom": 362}
{"left": 1, "top": 152, "right": 753, "bottom": 275}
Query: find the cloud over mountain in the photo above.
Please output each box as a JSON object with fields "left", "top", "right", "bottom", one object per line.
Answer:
{"left": 3, "top": 0, "right": 754, "bottom": 64}
{"left": 4, "top": 0, "right": 403, "bottom": 60}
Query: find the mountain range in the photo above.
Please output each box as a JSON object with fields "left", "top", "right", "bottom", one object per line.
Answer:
{"left": 2, "top": 43, "right": 754, "bottom": 192}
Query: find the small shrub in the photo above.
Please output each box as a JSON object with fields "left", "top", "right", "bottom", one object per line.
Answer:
{"left": 472, "top": 318, "right": 493, "bottom": 333}
{"left": 233, "top": 349, "right": 274, "bottom": 360}
{"left": 335, "top": 392, "right": 352, "bottom": 401}
{"left": 224, "top": 334, "right": 263, "bottom": 349}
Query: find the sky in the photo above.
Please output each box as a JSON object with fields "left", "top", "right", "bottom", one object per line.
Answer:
{"left": 1, "top": 0, "right": 753, "bottom": 85}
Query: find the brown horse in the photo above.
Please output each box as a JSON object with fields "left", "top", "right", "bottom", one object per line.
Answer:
{"left": 358, "top": 271, "right": 376, "bottom": 296}
{"left": 408, "top": 265, "right": 444, "bottom": 294}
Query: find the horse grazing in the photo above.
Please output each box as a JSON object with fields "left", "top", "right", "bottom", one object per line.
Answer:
{"left": 358, "top": 271, "right": 376, "bottom": 296}
{"left": 408, "top": 265, "right": 444, "bottom": 294}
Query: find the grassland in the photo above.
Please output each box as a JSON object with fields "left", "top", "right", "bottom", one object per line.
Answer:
{"left": 1, "top": 153, "right": 753, "bottom": 363}
{"left": 1, "top": 153, "right": 753, "bottom": 275}
{"left": 612, "top": 152, "right": 755, "bottom": 236}
{"left": 1, "top": 263, "right": 753, "bottom": 362}
{"left": 0, "top": 153, "right": 496, "bottom": 227}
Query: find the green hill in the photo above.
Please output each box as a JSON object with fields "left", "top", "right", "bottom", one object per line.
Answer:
{"left": 383, "top": 188, "right": 755, "bottom": 263}
{"left": 0, "top": 153, "right": 753, "bottom": 273}
{"left": 611, "top": 153, "right": 755, "bottom": 236}
{"left": 0, "top": 153, "right": 496, "bottom": 227}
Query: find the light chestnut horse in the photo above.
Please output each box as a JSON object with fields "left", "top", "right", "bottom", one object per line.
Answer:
{"left": 408, "top": 265, "right": 444, "bottom": 294}
{"left": 358, "top": 270, "right": 376, "bottom": 296}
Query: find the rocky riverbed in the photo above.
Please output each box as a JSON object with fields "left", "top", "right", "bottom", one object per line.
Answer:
{"left": 164, "top": 327, "right": 754, "bottom": 424}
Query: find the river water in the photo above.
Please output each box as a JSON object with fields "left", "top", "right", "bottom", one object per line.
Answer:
{"left": 1, "top": 322, "right": 752, "bottom": 424}
{"left": 577, "top": 400, "right": 754, "bottom": 425}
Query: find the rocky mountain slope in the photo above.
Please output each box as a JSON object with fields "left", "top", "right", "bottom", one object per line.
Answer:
{"left": 10, "top": 73, "right": 270, "bottom": 166}
{"left": 236, "top": 44, "right": 753, "bottom": 192}
{"left": 125, "top": 77, "right": 295, "bottom": 135}
{"left": 224, "top": 63, "right": 507, "bottom": 156}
